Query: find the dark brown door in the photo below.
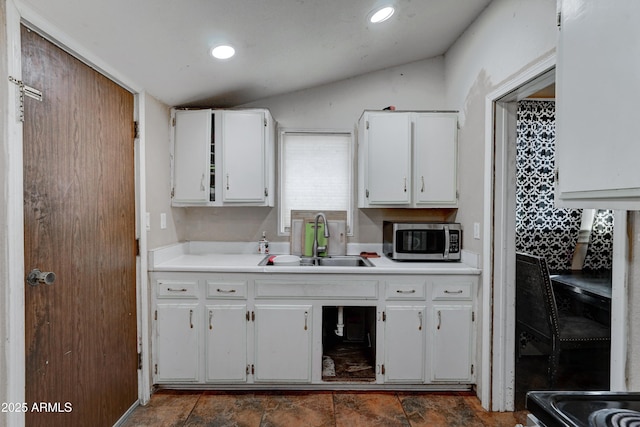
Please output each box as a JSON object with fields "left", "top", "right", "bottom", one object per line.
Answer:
{"left": 22, "top": 25, "right": 138, "bottom": 427}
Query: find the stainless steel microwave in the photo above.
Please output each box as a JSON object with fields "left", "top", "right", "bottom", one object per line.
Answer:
{"left": 383, "top": 221, "right": 461, "bottom": 261}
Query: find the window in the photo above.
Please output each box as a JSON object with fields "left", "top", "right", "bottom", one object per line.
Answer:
{"left": 278, "top": 131, "right": 353, "bottom": 235}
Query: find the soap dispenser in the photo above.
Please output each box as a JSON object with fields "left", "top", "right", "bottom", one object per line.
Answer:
{"left": 258, "top": 231, "right": 269, "bottom": 254}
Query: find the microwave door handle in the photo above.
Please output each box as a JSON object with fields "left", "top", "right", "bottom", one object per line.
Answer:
{"left": 444, "top": 226, "right": 450, "bottom": 259}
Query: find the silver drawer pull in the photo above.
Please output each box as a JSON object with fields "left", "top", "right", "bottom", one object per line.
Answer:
{"left": 396, "top": 289, "right": 416, "bottom": 294}
{"left": 216, "top": 288, "right": 237, "bottom": 293}
{"left": 167, "top": 287, "right": 187, "bottom": 292}
{"left": 444, "top": 290, "right": 463, "bottom": 294}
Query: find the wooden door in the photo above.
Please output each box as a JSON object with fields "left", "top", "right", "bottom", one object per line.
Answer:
{"left": 21, "top": 25, "right": 138, "bottom": 426}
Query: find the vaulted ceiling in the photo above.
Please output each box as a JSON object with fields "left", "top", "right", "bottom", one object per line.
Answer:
{"left": 18, "top": 0, "right": 492, "bottom": 107}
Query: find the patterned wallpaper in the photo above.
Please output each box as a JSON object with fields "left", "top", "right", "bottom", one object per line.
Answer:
{"left": 515, "top": 100, "right": 613, "bottom": 272}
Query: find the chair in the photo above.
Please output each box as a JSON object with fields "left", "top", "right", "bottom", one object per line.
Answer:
{"left": 515, "top": 252, "right": 610, "bottom": 387}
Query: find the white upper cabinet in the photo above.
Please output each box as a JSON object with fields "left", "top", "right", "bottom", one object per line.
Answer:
{"left": 219, "top": 111, "right": 269, "bottom": 203}
{"left": 359, "top": 112, "right": 412, "bottom": 205}
{"left": 414, "top": 113, "right": 458, "bottom": 206}
{"left": 358, "top": 111, "right": 458, "bottom": 208}
{"left": 172, "top": 109, "right": 212, "bottom": 205}
{"left": 556, "top": 0, "right": 640, "bottom": 209}
{"left": 171, "top": 108, "right": 275, "bottom": 207}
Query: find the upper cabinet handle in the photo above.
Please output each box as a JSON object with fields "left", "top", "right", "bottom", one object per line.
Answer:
{"left": 421, "top": 176, "right": 425, "bottom": 192}
{"left": 200, "top": 173, "right": 205, "bottom": 191}
{"left": 226, "top": 173, "right": 230, "bottom": 190}
{"left": 403, "top": 177, "right": 407, "bottom": 192}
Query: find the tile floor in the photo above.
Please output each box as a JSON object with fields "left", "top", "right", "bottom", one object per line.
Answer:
{"left": 121, "top": 390, "right": 529, "bottom": 427}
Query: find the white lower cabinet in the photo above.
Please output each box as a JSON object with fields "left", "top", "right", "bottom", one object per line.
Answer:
{"left": 430, "top": 279, "right": 475, "bottom": 382}
{"left": 205, "top": 304, "right": 248, "bottom": 382}
{"left": 151, "top": 272, "right": 477, "bottom": 387}
{"left": 431, "top": 305, "right": 473, "bottom": 382}
{"left": 383, "top": 305, "right": 426, "bottom": 383}
{"left": 155, "top": 303, "right": 200, "bottom": 382}
{"left": 253, "top": 304, "right": 312, "bottom": 383}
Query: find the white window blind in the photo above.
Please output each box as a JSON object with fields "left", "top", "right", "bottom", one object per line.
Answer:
{"left": 279, "top": 131, "right": 353, "bottom": 234}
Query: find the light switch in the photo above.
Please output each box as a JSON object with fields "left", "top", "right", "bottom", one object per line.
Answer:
{"left": 160, "top": 213, "right": 167, "bottom": 230}
{"left": 473, "top": 222, "right": 480, "bottom": 240}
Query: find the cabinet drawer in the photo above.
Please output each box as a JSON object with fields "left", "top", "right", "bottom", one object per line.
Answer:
{"left": 385, "top": 282, "right": 426, "bottom": 300}
{"left": 255, "top": 280, "right": 378, "bottom": 299}
{"left": 206, "top": 280, "right": 248, "bottom": 299}
{"left": 156, "top": 280, "right": 199, "bottom": 299}
{"left": 432, "top": 281, "right": 473, "bottom": 301}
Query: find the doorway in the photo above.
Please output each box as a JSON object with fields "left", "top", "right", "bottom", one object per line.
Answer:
{"left": 21, "top": 25, "right": 138, "bottom": 426}
{"left": 486, "top": 56, "right": 627, "bottom": 411}
{"left": 512, "top": 99, "right": 612, "bottom": 409}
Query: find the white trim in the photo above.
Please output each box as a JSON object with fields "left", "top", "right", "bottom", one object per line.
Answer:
{"left": 610, "top": 210, "right": 628, "bottom": 391}
{"left": 6, "top": 1, "right": 26, "bottom": 425}
{"left": 135, "top": 93, "right": 152, "bottom": 404}
{"left": 482, "top": 51, "right": 556, "bottom": 411}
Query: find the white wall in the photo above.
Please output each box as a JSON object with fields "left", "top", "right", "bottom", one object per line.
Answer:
{"left": 144, "top": 94, "right": 179, "bottom": 250}
{"left": 444, "top": 0, "right": 557, "bottom": 257}
{"left": 162, "top": 57, "right": 450, "bottom": 246}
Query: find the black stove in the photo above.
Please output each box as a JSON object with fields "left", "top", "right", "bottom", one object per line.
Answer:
{"left": 527, "top": 391, "right": 640, "bottom": 427}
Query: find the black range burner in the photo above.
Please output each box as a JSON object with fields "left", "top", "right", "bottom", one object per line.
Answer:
{"left": 527, "top": 391, "right": 640, "bottom": 427}
{"left": 589, "top": 409, "right": 640, "bottom": 427}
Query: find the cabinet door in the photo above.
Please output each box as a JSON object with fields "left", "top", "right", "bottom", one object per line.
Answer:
{"left": 254, "top": 305, "right": 312, "bottom": 383}
{"left": 221, "top": 111, "right": 266, "bottom": 203}
{"left": 172, "top": 109, "right": 212, "bottom": 204}
{"left": 556, "top": 0, "right": 640, "bottom": 208}
{"left": 364, "top": 113, "right": 412, "bottom": 205}
{"left": 155, "top": 303, "right": 199, "bottom": 382}
{"left": 414, "top": 113, "right": 458, "bottom": 206}
{"left": 384, "top": 306, "right": 426, "bottom": 383}
{"left": 205, "top": 304, "right": 248, "bottom": 382}
{"left": 431, "top": 304, "right": 473, "bottom": 382}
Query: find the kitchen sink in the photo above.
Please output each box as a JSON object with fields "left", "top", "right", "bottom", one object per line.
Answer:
{"left": 316, "top": 256, "right": 374, "bottom": 267}
{"left": 259, "top": 255, "right": 374, "bottom": 267}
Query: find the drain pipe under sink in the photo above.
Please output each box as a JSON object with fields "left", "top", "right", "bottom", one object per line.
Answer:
{"left": 335, "top": 306, "right": 344, "bottom": 337}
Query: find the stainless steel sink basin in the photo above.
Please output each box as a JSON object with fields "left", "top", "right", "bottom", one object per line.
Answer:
{"left": 316, "top": 256, "right": 374, "bottom": 267}
{"left": 259, "top": 255, "right": 374, "bottom": 267}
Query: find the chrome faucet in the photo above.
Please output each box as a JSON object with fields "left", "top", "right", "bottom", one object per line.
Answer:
{"left": 313, "top": 212, "right": 330, "bottom": 258}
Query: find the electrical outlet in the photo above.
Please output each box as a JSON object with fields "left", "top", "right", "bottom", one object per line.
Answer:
{"left": 473, "top": 222, "right": 480, "bottom": 240}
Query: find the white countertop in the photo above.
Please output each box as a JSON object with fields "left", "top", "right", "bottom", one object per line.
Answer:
{"left": 149, "top": 242, "right": 481, "bottom": 275}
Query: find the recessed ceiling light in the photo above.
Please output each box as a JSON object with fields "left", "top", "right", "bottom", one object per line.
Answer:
{"left": 369, "top": 6, "right": 395, "bottom": 24}
{"left": 211, "top": 45, "right": 235, "bottom": 60}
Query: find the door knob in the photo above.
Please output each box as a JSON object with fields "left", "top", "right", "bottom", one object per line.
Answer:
{"left": 27, "top": 269, "right": 56, "bottom": 286}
